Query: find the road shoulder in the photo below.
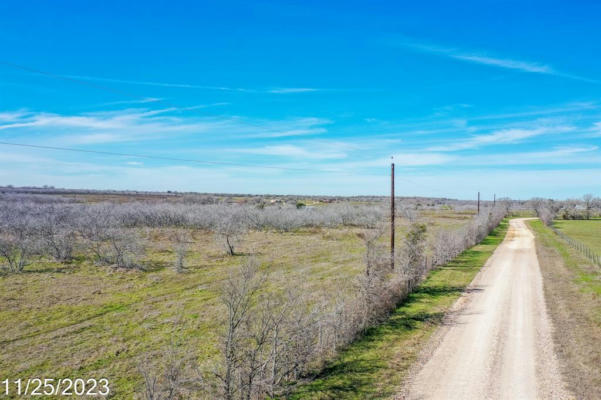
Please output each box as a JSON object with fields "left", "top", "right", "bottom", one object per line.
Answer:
{"left": 526, "top": 219, "right": 601, "bottom": 399}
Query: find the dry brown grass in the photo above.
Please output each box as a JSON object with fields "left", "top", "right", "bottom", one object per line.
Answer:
{"left": 528, "top": 220, "right": 601, "bottom": 399}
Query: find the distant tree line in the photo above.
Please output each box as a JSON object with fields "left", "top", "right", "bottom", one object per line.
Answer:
{"left": 0, "top": 194, "right": 384, "bottom": 273}
{"left": 531, "top": 194, "right": 601, "bottom": 226}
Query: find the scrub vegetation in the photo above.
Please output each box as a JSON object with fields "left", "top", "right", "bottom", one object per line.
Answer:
{"left": 290, "top": 219, "right": 509, "bottom": 399}
{"left": 0, "top": 189, "right": 509, "bottom": 399}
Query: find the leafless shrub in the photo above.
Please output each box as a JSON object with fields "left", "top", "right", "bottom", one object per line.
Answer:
{"left": 139, "top": 344, "right": 187, "bottom": 400}
{"left": 356, "top": 224, "right": 386, "bottom": 276}
{"left": 582, "top": 194, "right": 597, "bottom": 220}
{"left": 399, "top": 205, "right": 418, "bottom": 222}
{"left": 38, "top": 206, "right": 78, "bottom": 262}
{"left": 432, "top": 229, "right": 462, "bottom": 266}
{"left": 0, "top": 205, "right": 40, "bottom": 273}
{"left": 106, "top": 229, "right": 144, "bottom": 268}
{"left": 399, "top": 223, "right": 427, "bottom": 289}
{"left": 205, "top": 259, "right": 326, "bottom": 399}
{"left": 531, "top": 198, "right": 554, "bottom": 226}
{"left": 213, "top": 258, "right": 265, "bottom": 399}
{"left": 171, "top": 230, "right": 191, "bottom": 273}
{"left": 538, "top": 208, "right": 554, "bottom": 226}
{"left": 82, "top": 226, "right": 144, "bottom": 269}
{"left": 213, "top": 209, "right": 248, "bottom": 256}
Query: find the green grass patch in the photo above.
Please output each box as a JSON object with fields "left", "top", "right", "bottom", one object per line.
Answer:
{"left": 509, "top": 210, "right": 536, "bottom": 218}
{"left": 526, "top": 219, "right": 601, "bottom": 398}
{"left": 529, "top": 220, "right": 601, "bottom": 296}
{"left": 0, "top": 211, "right": 476, "bottom": 398}
{"left": 552, "top": 219, "right": 601, "bottom": 254}
{"left": 290, "top": 219, "right": 509, "bottom": 399}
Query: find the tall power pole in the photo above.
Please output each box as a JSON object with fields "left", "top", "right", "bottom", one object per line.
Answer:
{"left": 494, "top": 193, "right": 496, "bottom": 207}
{"left": 391, "top": 161, "right": 395, "bottom": 270}
{"left": 477, "top": 191, "right": 480, "bottom": 215}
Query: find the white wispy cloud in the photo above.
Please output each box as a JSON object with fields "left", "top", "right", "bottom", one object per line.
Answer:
{"left": 0, "top": 110, "right": 30, "bottom": 122}
{"left": 454, "top": 145, "right": 600, "bottom": 166}
{"left": 427, "top": 124, "right": 574, "bottom": 152}
{"left": 267, "top": 88, "right": 320, "bottom": 94}
{"left": 62, "top": 74, "right": 321, "bottom": 94}
{"left": 394, "top": 37, "right": 598, "bottom": 82}
{"left": 452, "top": 54, "right": 552, "bottom": 74}
{"left": 230, "top": 144, "right": 347, "bottom": 160}
{"left": 64, "top": 74, "right": 252, "bottom": 92}
{"left": 0, "top": 109, "right": 330, "bottom": 144}
{"left": 467, "top": 102, "right": 599, "bottom": 121}
{"left": 180, "top": 102, "right": 230, "bottom": 110}
{"left": 341, "top": 152, "right": 455, "bottom": 168}
{"left": 329, "top": 144, "right": 599, "bottom": 171}
{"left": 99, "top": 97, "right": 163, "bottom": 107}
{"left": 246, "top": 128, "right": 327, "bottom": 138}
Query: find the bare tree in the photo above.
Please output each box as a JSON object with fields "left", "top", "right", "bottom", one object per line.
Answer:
{"left": 139, "top": 344, "right": 187, "bottom": 400}
{"left": 171, "top": 230, "right": 191, "bottom": 273}
{"left": 399, "top": 205, "right": 418, "bottom": 222}
{"left": 214, "top": 258, "right": 264, "bottom": 400}
{"left": 402, "top": 223, "right": 427, "bottom": 288}
{"left": 530, "top": 198, "right": 554, "bottom": 226}
{"left": 80, "top": 219, "right": 144, "bottom": 269}
{"left": 432, "top": 229, "right": 461, "bottom": 266}
{"left": 214, "top": 209, "right": 248, "bottom": 256}
{"left": 583, "top": 194, "right": 595, "bottom": 220}
{"left": 356, "top": 224, "right": 386, "bottom": 276}
{"left": 104, "top": 228, "right": 145, "bottom": 268}
{"left": 0, "top": 209, "right": 39, "bottom": 273}
{"left": 37, "top": 206, "right": 78, "bottom": 262}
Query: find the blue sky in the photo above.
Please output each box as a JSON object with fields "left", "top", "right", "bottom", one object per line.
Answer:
{"left": 1, "top": 0, "right": 600, "bottom": 199}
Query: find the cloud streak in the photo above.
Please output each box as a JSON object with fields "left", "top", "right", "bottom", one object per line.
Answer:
{"left": 62, "top": 74, "right": 322, "bottom": 94}
{"left": 267, "top": 88, "right": 320, "bottom": 94}
{"left": 395, "top": 38, "right": 598, "bottom": 83}
{"left": 451, "top": 54, "right": 551, "bottom": 74}
{"left": 427, "top": 124, "right": 574, "bottom": 152}
{"left": 229, "top": 144, "right": 347, "bottom": 159}
{"left": 0, "top": 109, "right": 331, "bottom": 145}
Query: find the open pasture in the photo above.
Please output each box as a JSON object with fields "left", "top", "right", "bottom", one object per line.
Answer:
{"left": 0, "top": 193, "right": 492, "bottom": 398}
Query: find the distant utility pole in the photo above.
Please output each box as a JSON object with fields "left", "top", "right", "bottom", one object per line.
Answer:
{"left": 477, "top": 192, "right": 480, "bottom": 215}
{"left": 391, "top": 161, "right": 395, "bottom": 270}
{"left": 494, "top": 193, "right": 496, "bottom": 207}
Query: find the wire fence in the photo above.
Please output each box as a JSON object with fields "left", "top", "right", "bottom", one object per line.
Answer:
{"left": 550, "top": 226, "right": 601, "bottom": 267}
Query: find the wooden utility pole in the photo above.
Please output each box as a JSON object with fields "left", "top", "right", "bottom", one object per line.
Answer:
{"left": 494, "top": 193, "right": 496, "bottom": 207}
{"left": 391, "top": 161, "right": 395, "bottom": 270}
{"left": 477, "top": 191, "right": 480, "bottom": 215}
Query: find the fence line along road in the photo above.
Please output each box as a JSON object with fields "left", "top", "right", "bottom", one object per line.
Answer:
{"left": 550, "top": 226, "right": 601, "bottom": 267}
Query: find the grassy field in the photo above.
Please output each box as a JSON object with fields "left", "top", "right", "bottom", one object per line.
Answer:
{"left": 527, "top": 220, "right": 601, "bottom": 399}
{"left": 553, "top": 219, "right": 601, "bottom": 253}
{"left": 0, "top": 208, "right": 475, "bottom": 398}
{"left": 289, "top": 219, "right": 509, "bottom": 399}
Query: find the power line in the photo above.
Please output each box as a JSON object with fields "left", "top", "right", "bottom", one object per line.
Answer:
{"left": 0, "top": 141, "right": 352, "bottom": 174}
{"left": 0, "top": 60, "right": 449, "bottom": 193}
{"left": 0, "top": 141, "right": 452, "bottom": 191}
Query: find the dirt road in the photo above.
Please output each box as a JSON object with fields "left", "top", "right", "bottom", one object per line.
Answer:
{"left": 405, "top": 219, "right": 571, "bottom": 400}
